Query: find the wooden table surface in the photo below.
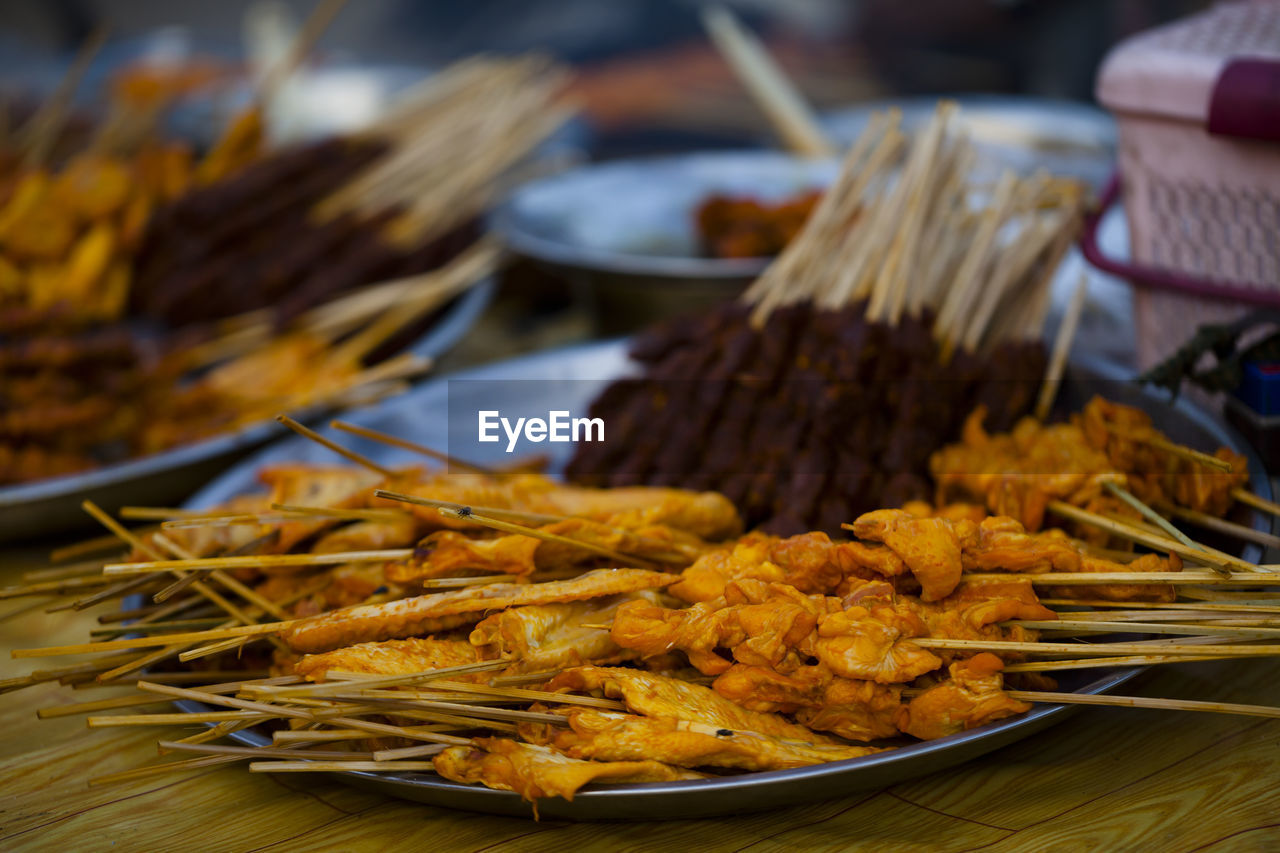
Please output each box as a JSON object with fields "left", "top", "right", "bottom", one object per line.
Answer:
{"left": 2, "top": 544, "right": 1278, "bottom": 853}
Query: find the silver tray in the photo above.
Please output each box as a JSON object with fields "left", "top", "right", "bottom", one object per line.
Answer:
{"left": 492, "top": 152, "right": 838, "bottom": 281}
{"left": 0, "top": 278, "right": 494, "bottom": 543}
{"left": 173, "top": 339, "right": 1271, "bottom": 820}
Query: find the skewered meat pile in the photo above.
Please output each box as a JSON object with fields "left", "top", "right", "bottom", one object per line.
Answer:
{"left": 566, "top": 300, "right": 1046, "bottom": 535}
{"left": 695, "top": 189, "right": 821, "bottom": 259}
{"left": 15, "top": 395, "right": 1277, "bottom": 813}
{"left": 930, "top": 396, "right": 1250, "bottom": 534}
{"left": 569, "top": 102, "right": 1081, "bottom": 535}
{"left": 0, "top": 56, "right": 569, "bottom": 487}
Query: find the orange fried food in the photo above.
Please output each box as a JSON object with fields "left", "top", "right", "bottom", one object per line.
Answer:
{"left": 391, "top": 473, "right": 742, "bottom": 540}
{"left": 941, "top": 579, "right": 1057, "bottom": 628}
{"left": 960, "top": 516, "right": 1081, "bottom": 574}
{"left": 390, "top": 519, "right": 706, "bottom": 584}
{"left": 524, "top": 708, "right": 877, "bottom": 771}
{"left": 259, "top": 465, "right": 385, "bottom": 553}
{"left": 312, "top": 515, "right": 420, "bottom": 554}
{"left": 902, "top": 500, "right": 989, "bottom": 524}
{"left": 433, "top": 738, "right": 703, "bottom": 804}
{"left": 611, "top": 580, "right": 824, "bottom": 675}
{"left": 140, "top": 494, "right": 273, "bottom": 558}
{"left": 553, "top": 487, "right": 743, "bottom": 541}
{"left": 281, "top": 569, "right": 676, "bottom": 653}
{"left": 471, "top": 591, "right": 666, "bottom": 672}
{"left": 848, "top": 510, "right": 967, "bottom": 601}
{"left": 896, "top": 653, "right": 1031, "bottom": 740}
{"left": 293, "top": 636, "right": 479, "bottom": 681}
{"left": 546, "top": 666, "right": 835, "bottom": 743}
{"left": 930, "top": 406, "right": 1122, "bottom": 532}
{"left": 712, "top": 664, "right": 903, "bottom": 742}
{"left": 669, "top": 531, "right": 866, "bottom": 604}
{"left": 1078, "top": 396, "right": 1248, "bottom": 516}
{"left": 813, "top": 604, "right": 941, "bottom": 684}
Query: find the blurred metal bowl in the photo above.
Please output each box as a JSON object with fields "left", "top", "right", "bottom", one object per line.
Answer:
{"left": 0, "top": 277, "right": 495, "bottom": 544}
{"left": 822, "top": 95, "right": 1116, "bottom": 191}
{"left": 491, "top": 151, "right": 839, "bottom": 332}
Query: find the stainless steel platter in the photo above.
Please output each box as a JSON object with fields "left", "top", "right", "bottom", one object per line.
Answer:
{"left": 491, "top": 152, "right": 838, "bottom": 331}
{"left": 169, "top": 339, "right": 1272, "bottom": 820}
{"left": 0, "top": 278, "right": 494, "bottom": 543}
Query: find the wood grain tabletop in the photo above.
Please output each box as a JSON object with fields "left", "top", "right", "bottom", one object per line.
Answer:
{"left": 2, "top": 544, "right": 1278, "bottom": 853}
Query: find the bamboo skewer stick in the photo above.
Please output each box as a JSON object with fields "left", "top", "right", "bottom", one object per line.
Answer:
{"left": 1045, "top": 500, "right": 1257, "bottom": 573}
{"left": 1100, "top": 481, "right": 1226, "bottom": 577}
{"left": 159, "top": 742, "right": 376, "bottom": 761}
{"left": 1001, "top": 653, "right": 1253, "bottom": 673}
{"left": 21, "top": 559, "right": 110, "bottom": 583}
{"left": 133, "top": 681, "right": 473, "bottom": 746}
{"left": 1011, "top": 619, "right": 1280, "bottom": 638}
{"left": 331, "top": 421, "right": 495, "bottom": 474}
{"left": 275, "top": 415, "right": 393, "bottom": 476}
{"left": 250, "top": 760, "right": 439, "bottom": 773}
{"left": 103, "top": 550, "right": 411, "bottom": 576}
{"left": 1162, "top": 504, "right": 1280, "bottom": 550}
{"left": 250, "top": 660, "right": 510, "bottom": 699}
{"left": 371, "top": 743, "right": 452, "bottom": 762}
{"left": 1100, "top": 424, "right": 1234, "bottom": 473}
{"left": 1042, "top": 599, "right": 1280, "bottom": 614}
{"left": 421, "top": 575, "right": 519, "bottom": 589}
{"left": 435, "top": 505, "right": 659, "bottom": 568}
{"left": 1034, "top": 273, "right": 1088, "bottom": 420}
{"left": 371, "top": 490, "right": 562, "bottom": 525}
{"left": 1232, "top": 488, "right": 1280, "bottom": 519}
{"left": 1003, "top": 690, "right": 1280, "bottom": 719}
{"left": 963, "top": 571, "right": 1276, "bottom": 585}
{"left": 701, "top": 6, "right": 834, "bottom": 158}
{"left": 12, "top": 620, "right": 294, "bottom": 658}
{"left": 913, "top": 638, "right": 1280, "bottom": 656}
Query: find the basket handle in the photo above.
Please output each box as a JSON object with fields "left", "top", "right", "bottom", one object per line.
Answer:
{"left": 1078, "top": 173, "right": 1280, "bottom": 307}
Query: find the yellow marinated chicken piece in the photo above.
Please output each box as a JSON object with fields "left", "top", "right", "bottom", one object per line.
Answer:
{"left": 470, "top": 591, "right": 666, "bottom": 673}
{"left": 281, "top": 569, "right": 676, "bottom": 653}
{"left": 545, "top": 666, "right": 842, "bottom": 744}
{"left": 523, "top": 708, "right": 878, "bottom": 771}
{"left": 433, "top": 738, "right": 703, "bottom": 804}
{"left": 293, "top": 636, "right": 480, "bottom": 681}
{"left": 848, "top": 509, "right": 966, "bottom": 601}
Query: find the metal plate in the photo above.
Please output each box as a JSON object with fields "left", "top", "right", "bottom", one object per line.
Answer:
{"left": 0, "top": 278, "right": 494, "bottom": 543}
{"left": 173, "top": 339, "right": 1270, "bottom": 820}
{"left": 492, "top": 151, "right": 839, "bottom": 282}
{"left": 821, "top": 95, "right": 1116, "bottom": 191}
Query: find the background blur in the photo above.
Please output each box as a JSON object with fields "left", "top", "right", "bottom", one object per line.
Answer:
{"left": 0, "top": 0, "right": 1209, "bottom": 156}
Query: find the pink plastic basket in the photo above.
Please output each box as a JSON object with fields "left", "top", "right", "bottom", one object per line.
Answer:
{"left": 1093, "top": 0, "right": 1280, "bottom": 368}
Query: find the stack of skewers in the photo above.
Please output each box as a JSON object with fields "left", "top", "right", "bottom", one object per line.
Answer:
{"left": 0, "top": 34, "right": 572, "bottom": 487}
{"left": 567, "top": 103, "right": 1083, "bottom": 534}
{"left": 2, "top": 392, "right": 1279, "bottom": 811}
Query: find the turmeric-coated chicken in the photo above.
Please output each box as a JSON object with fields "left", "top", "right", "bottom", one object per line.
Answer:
{"left": 389, "top": 518, "right": 707, "bottom": 584}
{"left": 433, "top": 738, "right": 703, "bottom": 804}
{"left": 281, "top": 569, "right": 676, "bottom": 653}
{"left": 895, "top": 653, "right": 1031, "bottom": 740}
{"left": 471, "top": 591, "right": 668, "bottom": 672}
{"left": 545, "top": 666, "right": 836, "bottom": 743}
{"left": 522, "top": 708, "right": 878, "bottom": 771}
{"left": 669, "top": 531, "right": 870, "bottom": 604}
{"left": 848, "top": 509, "right": 967, "bottom": 601}
{"left": 293, "top": 636, "right": 480, "bottom": 681}
{"left": 712, "top": 663, "right": 903, "bottom": 742}
{"left": 1078, "top": 396, "right": 1248, "bottom": 516}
